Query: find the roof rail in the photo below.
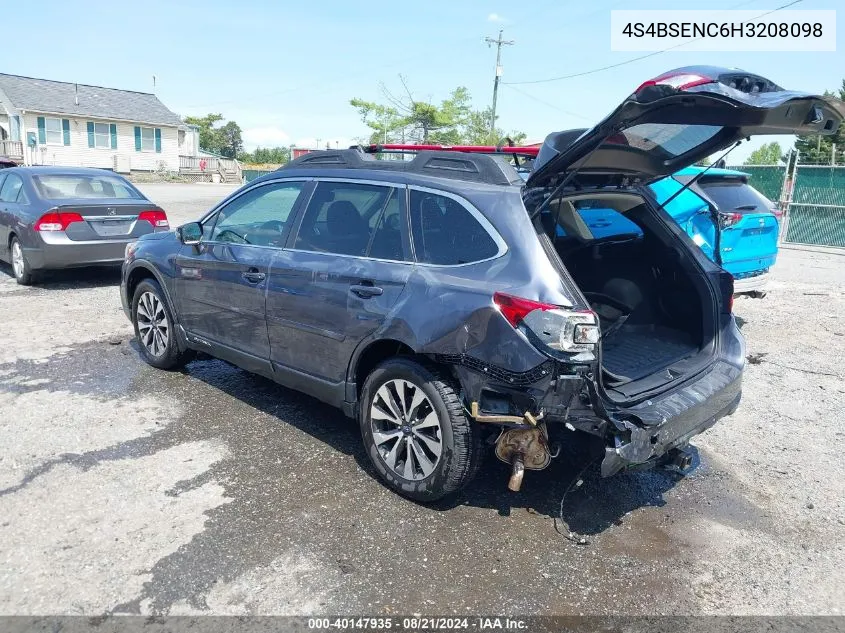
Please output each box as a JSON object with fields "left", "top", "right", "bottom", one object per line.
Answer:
{"left": 277, "top": 148, "right": 524, "bottom": 186}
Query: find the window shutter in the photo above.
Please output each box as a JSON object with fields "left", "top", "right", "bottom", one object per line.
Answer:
{"left": 134, "top": 126, "right": 141, "bottom": 151}
{"left": 62, "top": 119, "right": 71, "bottom": 145}
{"left": 154, "top": 128, "right": 162, "bottom": 153}
{"left": 37, "top": 117, "right": 46, "bottom": 144}
{"left": 109, "top": 124, "right": 117, "bottom": 149}
{"left": 87, "top": 122, "right": 95, "bottom": 148}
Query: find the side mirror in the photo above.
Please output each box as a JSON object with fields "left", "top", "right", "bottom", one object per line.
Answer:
{"left": 178, "top": 221, "right": 202, "bottom": 245}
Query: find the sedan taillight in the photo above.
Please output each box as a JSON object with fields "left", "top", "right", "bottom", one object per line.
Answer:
{"left": 494, "top": 292, "right": 600, "bottom": 354}
{"left": 34, "top": 211, "right": 84, "bottom": 232}
{"left": 138, "top": 209, "right": 169, "bottom": 228}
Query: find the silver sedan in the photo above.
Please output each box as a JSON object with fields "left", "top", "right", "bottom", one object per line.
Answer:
{"left": 0, "top": 166, "right": 169, "bottom": 284}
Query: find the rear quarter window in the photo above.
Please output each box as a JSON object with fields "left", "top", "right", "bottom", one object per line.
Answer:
{"left": 409, "top": 189, "right": 501, "bottom": 265}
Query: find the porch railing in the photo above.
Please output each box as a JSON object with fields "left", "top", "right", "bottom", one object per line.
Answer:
{"left": 0, "top": 140, "right": 24, "bottom": 160}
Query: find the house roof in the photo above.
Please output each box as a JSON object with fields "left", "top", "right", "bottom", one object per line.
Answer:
{"left": 0, "top": 73, "right": 185, "bottom": 128}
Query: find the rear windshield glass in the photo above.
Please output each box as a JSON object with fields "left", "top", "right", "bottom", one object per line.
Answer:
{"left": 697, "top": 179, "right": 773, "bottom": 212}
{"left": 33, "top": 174, "right": 143, "bottom": 200}
{"left": 604, "top": 123, "right": 722, "bottom": 158}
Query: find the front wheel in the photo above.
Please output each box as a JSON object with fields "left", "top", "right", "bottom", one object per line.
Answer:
{"left": 131, "top": 279, "right": 192, "bottom": 370}
{"left": 359, "top": 357, "right": 482, "bottom": 502}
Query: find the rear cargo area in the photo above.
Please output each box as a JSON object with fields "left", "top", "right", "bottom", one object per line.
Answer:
{"left": 539, "top": 191, "right": 715, "bottom": 399}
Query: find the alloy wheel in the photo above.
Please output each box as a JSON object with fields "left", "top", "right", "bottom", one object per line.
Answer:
{"left": 370, "top": 379, "right": 442, "bottom": 481}
{"left": 136, "top": 291, "right": 169, "bottom": 357}
{"left": 11, "top": 241, "right": 24, "bottom": 280}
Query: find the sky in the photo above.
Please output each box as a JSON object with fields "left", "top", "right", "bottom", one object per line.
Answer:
{"left": 5, "top": 0, "right": 842, "bottom": 162}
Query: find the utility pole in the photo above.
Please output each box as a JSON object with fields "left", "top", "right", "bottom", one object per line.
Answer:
{"left": 484, "top": 29, "right": 514, "bottom": 138}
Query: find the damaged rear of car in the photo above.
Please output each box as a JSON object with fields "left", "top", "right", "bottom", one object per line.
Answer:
{"left": 448, "top": 66, "right": 844, "bottom": 491}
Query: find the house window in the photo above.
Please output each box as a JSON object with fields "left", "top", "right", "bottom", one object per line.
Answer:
{"left": 141, "top": 127, "right": 155, "bottom": 151}
{"left": 44, "top": 118, "right": 63, "bottom": 144}
{"left": 94, "top": 123, "right": 111, "bottom": 149}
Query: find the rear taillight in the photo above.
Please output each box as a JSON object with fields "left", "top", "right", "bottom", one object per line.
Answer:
{"left": 138, "top": 209, "right": 169, "bottom": 228}
{"left": 771, "top": 206, "right": 784, "bottom": 222}
{"left": 719, "top": 211, "right": 743, "bottom": 228}
{"left": 493, "top": 292, "right": 600, "bottom": 354}
{"left": 34, "top": 211, "right": 84, "bottom": 232}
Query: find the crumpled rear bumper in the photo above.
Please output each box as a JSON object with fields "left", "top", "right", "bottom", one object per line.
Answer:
{"left": 600, "top": 360, "right": 742, "bottom": 477}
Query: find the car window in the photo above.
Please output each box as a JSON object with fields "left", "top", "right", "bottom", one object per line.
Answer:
{"left": 294, "top": 181, "right": 408, "bottom": 260}
{"left": 409, "top": 189, "right": 499, "bottom": 265}
{"left": 697, "top": 179, "right": 773, "bottom": 212}
{"left": 0, "top": 174, "right": 24, "bottom": 203}
{"left": 604, "top": 123, "right": 722, "bottom": 159}
{"left": 209, "top": 181, "right": 305, "bottom": 247}
{"left": 32, "top": 174, "right": 142, "bottom": 199}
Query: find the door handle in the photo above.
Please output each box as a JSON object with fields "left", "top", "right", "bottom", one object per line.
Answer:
{"left": 350, "top": 283, "right": 383, "bottom": 298}
{"left": 242, "top": 268, "right": 266, "bottom": 284}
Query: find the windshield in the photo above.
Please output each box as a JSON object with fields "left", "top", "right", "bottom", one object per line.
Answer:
{"left": 33, "top": 174, "right": 143, "bottom": 200}
{"left": 697, "top": 178, "right": 774, "bottom": 212}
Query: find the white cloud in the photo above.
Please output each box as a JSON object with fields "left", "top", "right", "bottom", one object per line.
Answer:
{"left": 487, "top": 13, "right": 505, "bottom": 23}
{"left": 242, "top": 126, "right": 291, "bottom": 150}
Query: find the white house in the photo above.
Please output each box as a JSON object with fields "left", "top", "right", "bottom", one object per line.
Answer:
{"left": 0, "top": 73, "right": 198, "bottom": 172}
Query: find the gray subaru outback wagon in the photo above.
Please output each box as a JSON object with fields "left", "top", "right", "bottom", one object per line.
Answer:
{"left": 121, "top": 67, "right": 844, "bottom": 501}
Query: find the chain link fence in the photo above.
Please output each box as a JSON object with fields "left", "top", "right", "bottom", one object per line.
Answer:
{"left": 783, "top": 166, "right": 845, "bottom": 248}
{"left": 725, "top": 162, "right": 845, "bottom": 249}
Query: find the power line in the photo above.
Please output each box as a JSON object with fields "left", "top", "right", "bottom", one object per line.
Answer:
{"left": 504, "top": 0, "right": 804, "bottom": 86}
{"left": 502, "top": 83, "right": 593, "bottom": 121}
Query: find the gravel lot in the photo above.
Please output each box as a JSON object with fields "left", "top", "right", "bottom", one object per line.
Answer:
{"left": 0, "top": 183, "right": 843, "bottom": 616}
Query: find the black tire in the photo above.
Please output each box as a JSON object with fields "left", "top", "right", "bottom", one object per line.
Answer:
{"left": 10, "top": 237, "right": 35, "bottom": 285}
{"left": 131, "top": 279, "right": 192, "bottom": 370}
{"left": 359, "top": 357, "right": 482, "bottom": 502}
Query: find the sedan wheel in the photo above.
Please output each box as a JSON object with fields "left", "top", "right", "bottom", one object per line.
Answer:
{"left": 136, "top": 291, "right": 169, "bottom": 357}
{"left": 10, "top": 238, "right": 33, "bottom": 285}
{"left": 370, "top": 379, "right": 442, "bottom": 481}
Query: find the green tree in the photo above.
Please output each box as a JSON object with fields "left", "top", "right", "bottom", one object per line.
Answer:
{"left": 744, "top": 141, "right": 784, "bottom": 166}
{"left": 793, "top": 80, "right": 845, "bottom": 165}
{"left": 238, "top": 146, "right": 291, "bottom": 164}
{"left": 217, "top": 121, "right": 243, "bottom": 158}
{"left": 350, "top": 84, "right": 525, "bottom": 146}
{"left": 184, "top": 113, "right": 224, "bottom": 153}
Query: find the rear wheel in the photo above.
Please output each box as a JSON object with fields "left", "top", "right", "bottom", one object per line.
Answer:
{"left": 131, "top": 279, "right": 192, "bottom": 370}
{"left": 359, "top": 357, "right": 481, "bottom": 502}
{"left": 10, "top": 238, "right": 34, "bottom": 285}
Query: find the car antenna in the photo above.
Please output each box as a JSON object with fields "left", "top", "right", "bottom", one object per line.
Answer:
{"left": 653, "top": 140, "right": 742, "bottom": 214}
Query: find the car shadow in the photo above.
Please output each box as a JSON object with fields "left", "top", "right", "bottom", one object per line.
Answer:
{"left": 0, "top": 263, "right": 122, "bottom": 289}
{"left": 176, "top": 352, "right": 688, "bottom": 539}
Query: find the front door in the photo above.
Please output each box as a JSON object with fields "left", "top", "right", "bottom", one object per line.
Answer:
{"left": 266, "top": 180, "right": 413, "bottom": 384}
{"left": 174, "top": 179, "right": 308, "bottom": 361}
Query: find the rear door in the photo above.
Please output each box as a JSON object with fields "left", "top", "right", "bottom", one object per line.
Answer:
{"left": 174, "top": 179, "right": 308, "bottom": 362}
{"left": 266, "top": 179, "right": 413, "bottom": 383}
{"left": 0, "top": 172, "right": 21, "bottom": 259}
